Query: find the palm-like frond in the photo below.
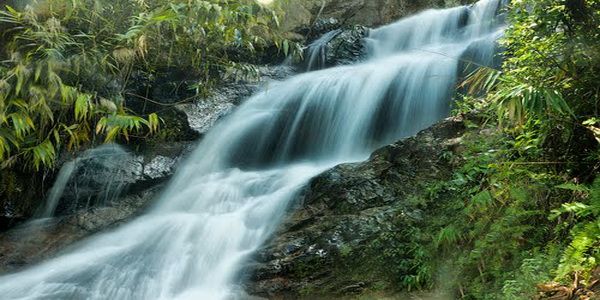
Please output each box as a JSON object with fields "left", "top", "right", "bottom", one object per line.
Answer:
{"left": 463, "top": 67, "right": 575, "bottom": 125}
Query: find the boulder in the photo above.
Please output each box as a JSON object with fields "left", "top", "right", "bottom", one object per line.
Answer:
{"left": 0, "top": 184, "right": 164, "bottom": 273}
{"left": 0, "top": 140, "right": 195, "bottom": 273}
{"left": 177, "top": 64, "right": 295, "bottom": 134}
{"left": 303, "top": 25, "right": 369, "bottom": 71}
{"left": 245, "top": 116, "right": 472, "bottom": 298}
{"left": 280, "top": 0, "right": 475, "bottom": 38}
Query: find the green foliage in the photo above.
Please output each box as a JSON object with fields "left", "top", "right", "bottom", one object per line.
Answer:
{"left": 464, "top": 0, "right": 600, "bottom": 150}
{"left": 501, "top": 253, "right": 558, "bottom": 300}
{"left": 551, "top": 179, "right": 600, "bottom": 284}
{"left": 408, "top": 0, "right": 600, "bottom": 294}
{"left": 406, "top": 127, "right": 569, "bottom": 299}
{"left": 0, "top": 0, "right": 297, "bottom": 171}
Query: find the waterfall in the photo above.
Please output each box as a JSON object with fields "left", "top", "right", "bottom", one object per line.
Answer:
{"left": 0, "top": 1, "right": 506, "bottom": 299}
{"left": 305, "top": 28, "right": 342, "bottom": 71}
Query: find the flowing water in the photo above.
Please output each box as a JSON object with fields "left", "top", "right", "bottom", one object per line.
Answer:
{"left": 0, "top": 1, "right": 505, "bottom": 299}
{"left": 305, "top": 28, "right": 343, "bottom": 71}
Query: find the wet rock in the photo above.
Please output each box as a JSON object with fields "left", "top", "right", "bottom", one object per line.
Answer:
{"left": 178, "top": 97, "right": 237, "bottom": 134}
{"left": 326, "top": 26, "right": 369, "bottom": 65}
{"left": 154, "top": 108, "right": 201, "bottom": 142}
{"left": 245, "top": 117, "right": 471, "bottom": 298}
{"left": 311, "top": 18, "right": 342, "bottom": 37}
{"left": 177, "top": 65, "right": 296, "bottom": 133}
{"left": 303, "top": 26, "right": 369, "bottom": 71}
{"left": 0, "top": 185, "right": 163, "bottom": 274}
{"left": 0, "top": 138, "right": 196, "bottom": 272}
{"left": 48, "top": 141, "right": 195, "bottom": 217}
{"left": 297, "top": 18, "right": 343, "bottom": 41}
{"left": 280, "top": 0, "right": 472, "bottom": 37}
{"left": 143, "top": 156, "right": 177, "bottom": 180}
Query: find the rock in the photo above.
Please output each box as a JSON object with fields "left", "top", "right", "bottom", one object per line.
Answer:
{"left": 145, "top": 107, "right": 201, "bottom": 143}
{"left": 0, "top": 185, "right": 163, "bottom": 274}
{"left": 177, "top": 64, "right": 296, "bottom": 133}
{"left": 47, "top": 140, "right": 196, "bottom": 217}
{"left": 177, "top": 95, "right": 237, "bottom": 134}
{"left": 0, "top": 170, "right": 46, "bottom": 230}
{"left": 245, "top": 116, "right": 472, "bottom": 298}
{"left": 0, "top": 139, "right": 196, "bottom": 273}
{"left": 280, "top": 0, "right": 473, "bottom": 38}
{"left": 303, "top": 26, "right": 369, "bottom": 71}
{"left": 143, "top": 156, "right": 177, "bottom": 180}
{"left": 308, "top": 18, "right": 342, "bottom": 40}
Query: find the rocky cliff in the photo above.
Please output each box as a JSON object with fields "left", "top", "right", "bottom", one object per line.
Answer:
{"left": 280, "top": 0, "right": 474, "bottom": 39}
{"left": 245, "top": 116, "right": 476, "bottom": 298}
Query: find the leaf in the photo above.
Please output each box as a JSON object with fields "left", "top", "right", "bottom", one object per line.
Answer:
{"left": 271, "top": 10, "right": 280, "bottom": 27}
{"left": 27, "top": 140, "right": 56, "bottom": 171}
{"left": 5, "top": 5, "right": 19, "bottom": 16}
{"left": 105, "top": 127, "right": 120, "bottom": 143}
{"left": 472, "top": 190, "right": 494, "bottom": 208}
{"left": 147, "top": 113, "right": 160, "bottom": 134}
{"left": 282, "top": 39, "right": 289, "bottom": 56}
{"left": 74, "top": 93, "right": 91, "bottom": 121}
{"left": 9, "top": 112, "right": 35, "bottom": 139}
{"left": 556, "top": 183, "right": 590, "bottom": 193}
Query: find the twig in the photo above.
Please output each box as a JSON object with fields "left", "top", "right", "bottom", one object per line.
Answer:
{"left": 124, "top": 92, "right": 202, "bottom": 107}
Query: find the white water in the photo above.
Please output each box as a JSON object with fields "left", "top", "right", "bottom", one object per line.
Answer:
{"left": 0, "top": 1, "right": 505, "bottom": 299}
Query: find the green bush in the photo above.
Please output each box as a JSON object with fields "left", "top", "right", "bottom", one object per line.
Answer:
{"left": 0, "top": 0, "right": 297, "bottom": 171}
{"left": 415, "top": 0, "right": 600, "bottom": 297}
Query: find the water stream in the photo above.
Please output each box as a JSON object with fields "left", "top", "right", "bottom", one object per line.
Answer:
{"left": 0, "top": 1, "right": 505, "bottom": 299}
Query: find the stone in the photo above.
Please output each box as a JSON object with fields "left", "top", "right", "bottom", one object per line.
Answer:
{"left": 303, "top": 25, "right": 369, "bottom": 71}
{"left": 245, "top": 116, "right": 472, "bottom": 298}
{"left": 280, "top": 0, "right": 474, "bottom": 38}
{"left": 0, "top": 185, "right": 164, "bottom": 274}
{"left": 177, "top": 64, "right": 295, "bottom": 133}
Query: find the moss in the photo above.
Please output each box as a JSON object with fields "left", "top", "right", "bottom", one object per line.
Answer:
{"left": 0, "top": 169, "right": 48, "bottom": 229}
{"left": 0, "top": 171, "right": 20, "bottom": 199}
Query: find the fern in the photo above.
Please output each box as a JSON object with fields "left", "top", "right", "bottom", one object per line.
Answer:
{"left": 463, "top": 67, "right": 575, "bottom": 125}
{"left": 552, "top": 179, "right": 600, "bottom": 283}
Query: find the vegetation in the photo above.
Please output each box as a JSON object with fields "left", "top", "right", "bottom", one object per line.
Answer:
{"left": 387, "top": 0, "right": 600, "bottom": 298}
{"left": 0, "top": 0, "right": 296, "bottom": 171}
{"left": 0, "top": 0, "right": 598, "bottom": 298}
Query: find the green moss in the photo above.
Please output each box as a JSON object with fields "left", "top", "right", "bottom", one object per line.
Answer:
{"left": 0, "top": 170, "right": 19, "bottom": 198}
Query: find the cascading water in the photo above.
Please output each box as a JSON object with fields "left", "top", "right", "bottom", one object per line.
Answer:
{"left": 304, "top": 28, "right": 342, "bottom": 71}
{"left": 0, "top": 1, "right": 505, "bottom": 299}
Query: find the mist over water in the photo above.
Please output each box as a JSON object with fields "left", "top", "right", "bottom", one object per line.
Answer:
{"left": 0, "top": 1, "right": 505, "bottom": 299}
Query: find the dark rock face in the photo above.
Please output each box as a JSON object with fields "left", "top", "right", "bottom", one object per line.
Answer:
{"left": 245, "top": 117, "right": 469, "bottom": 298}
{"left": 177, "top": 65, "right": 296, "bottom": 134}
{"left": 303, "top": 26, "right": 369, "bottom": 71}
{"left": 325, "top": 26, "right": 369, "bottom": 66}
{"left": 0, "top": 185, "right": 163, "bottom": 273}
{"left": 49, "top": 142, "right": 194, "bottom": 217}
{"left": 281, "top": 0, "right": 475, "bottom": 39}
{"left": 0, "top": 141, "right": 195, "bottom": 273}
{"left": 306, "top": 18, "right": 343, "bottom": 41}
{"left": 0, "top": 170, "right": 46, "bottom": 229}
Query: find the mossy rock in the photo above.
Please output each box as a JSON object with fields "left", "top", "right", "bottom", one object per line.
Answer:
{"left": 245, "top": 117, "right": 471, "bottom": 298}
{"left": 0, "top": 169, "right": 48, "bottom": 230}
